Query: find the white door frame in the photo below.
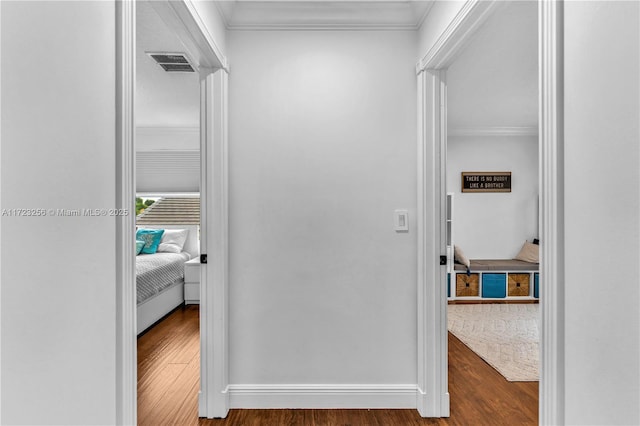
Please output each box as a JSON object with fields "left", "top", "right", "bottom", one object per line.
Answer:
{"left": 416, "top": 66, "right": 449, "bottom": 417}
{"left": 415, "top": 1, "right": 500, "bottom": 417}
{"left": 198, "top": 69, "right": 230, "bottom": 419}
{"left": 539, "top": 1, "right": 564, "bottom": 424}
{"left": 115, "top": 1, "right": 229, "bottom": 423}
{"left": 415, "top": 0, "right": 564, "bottom": 421}
{"left": 115, "top": 2, "right": 136, "bottom": 422}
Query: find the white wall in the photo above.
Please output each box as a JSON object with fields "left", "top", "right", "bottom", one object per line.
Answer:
{"left": 136, "top": 127, "right": 199, "bottom": 151}
{"left": 447, "top": 135, "right": 538, "bottom": 259}
{"left": 1, "top": 1, "right": 116, "bottom": 424}
{"left": 135, "top": 128, "right": 200, "bottom": 193}
{"left": 227, "top": 30, "right": 418, "bottom": 390}
{"left": 444, "top": 0, "right": 538, "bottom": 260}
{"left": 136, "top": 1, "right": 201, "bottom": 129}
{"left": 564, "top": 1, "right": 640, "bottom": 424}
{"left": 446, "top": 0, "right": 537, "bottom": 129}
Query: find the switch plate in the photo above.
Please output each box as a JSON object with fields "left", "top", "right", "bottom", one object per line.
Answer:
{"left": 394, "top": 210, "right": 409, "bottom": 232}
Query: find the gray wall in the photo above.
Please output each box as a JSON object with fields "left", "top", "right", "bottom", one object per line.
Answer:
{"left": 564, "top": 1, "right": 639, "bottom": 424}
{"left": 2, "top": 1, "right": 639, "bottom": 423}
{"left": 447, "top": 135, "right": 538, "bottom": 258}
{"left": 1, "top": 1, "right": 116, "bottom": 424}
{"left": 227, "top": 30, "right": 418, "bottom": 386}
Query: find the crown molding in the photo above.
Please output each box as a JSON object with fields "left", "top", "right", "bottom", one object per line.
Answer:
{"left": 449, "top": 126, "right": 538, "bottom": 137}
{"left": 216, "top": 1, "right": 435, "bottom": 32}
{"left": 136, "top": 126, "right": 199, "bottom": 133}
{"left": 226, "top": 23, "right": 421, "bottom": 31}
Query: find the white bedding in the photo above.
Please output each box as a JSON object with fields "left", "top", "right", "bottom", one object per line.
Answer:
{"left": 136, "top": 252, "right": 191, "bottom": 304}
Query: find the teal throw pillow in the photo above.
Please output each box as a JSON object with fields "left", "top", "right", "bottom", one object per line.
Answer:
{"left": 136, "top": 229, "right": 165, "bottom": 254}
{"left": 135, "top": 240, "right": 145, "bottom": 255}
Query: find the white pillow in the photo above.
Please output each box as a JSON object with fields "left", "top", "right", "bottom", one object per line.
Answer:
{"left": 157, "top": 229, "right": 188, "bottom": 254}
{"left": 454, "top": 245, "right": 470, "bottom": 269}
{"left": 514, "top": 241, "right": 539, "bottom": 263}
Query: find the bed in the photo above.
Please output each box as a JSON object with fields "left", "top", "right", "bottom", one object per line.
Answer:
{"left": 136, "top": 224, "right": 199, "bottom": 334}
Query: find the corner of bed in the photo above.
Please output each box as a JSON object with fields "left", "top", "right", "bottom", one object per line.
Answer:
{"left": 136, "top": 224, "right": 199, "bottom": 335}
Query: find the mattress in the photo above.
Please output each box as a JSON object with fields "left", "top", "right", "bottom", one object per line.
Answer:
{"left": 136, "top": 252, "right": 191, "bottom": 304}
{"left": 454, "top": 259, "right": 539, "bottom": 272}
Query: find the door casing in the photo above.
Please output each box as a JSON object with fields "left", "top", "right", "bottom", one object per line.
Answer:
{"left": 115, "top": 1, "right": 229, "bottom": 423}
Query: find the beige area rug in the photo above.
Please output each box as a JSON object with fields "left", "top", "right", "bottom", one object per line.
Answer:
{"left": 448, "top": 304, "right": 540, "bottom": 382}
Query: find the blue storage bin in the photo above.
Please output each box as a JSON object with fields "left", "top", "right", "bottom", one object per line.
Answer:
{"left": 482, "top": 273, "right": 507, "bottom": 298}
{"left": 534, "top": 273, "right": 540, "bottom": 298}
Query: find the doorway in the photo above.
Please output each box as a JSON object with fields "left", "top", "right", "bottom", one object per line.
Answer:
{"left": 116, "top": 0, "right": 563, "bottom": 422}
{"left": 444, "top": 1, "right": 540, "bottom": 420}
{"left": 415, "top": 0, "right": 563, "bottom": 422}
{"left": 115, "top": 0, "right": 230, "bottom": 423}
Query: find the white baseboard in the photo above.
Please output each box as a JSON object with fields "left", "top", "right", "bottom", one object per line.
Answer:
{"left": 228, "top": 384, "right": 418, "bottom": 409}
{"left": 442, "top": 391, "right": 451, "bottom": 417}
{"left": 198, "top": 391, "right": 205, "bottom": 417}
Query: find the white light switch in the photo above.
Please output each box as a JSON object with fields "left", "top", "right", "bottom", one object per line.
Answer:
{"left": 394, "top": 210, "right": 409, "bottom": 232}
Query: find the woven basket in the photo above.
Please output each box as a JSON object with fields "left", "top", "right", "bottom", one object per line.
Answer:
{"left": 456, "top": 273, "right": 480, "bottom": 297}
{"left": 508, "top": 273, "right": 530, "bottom": 297}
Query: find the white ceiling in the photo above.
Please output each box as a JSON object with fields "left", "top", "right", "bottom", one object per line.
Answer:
{"left": 214, "top": 0, "right": 434, "bottom": 30}
{"left": 136, "top": 1, "right": 200, "bottom": 128}
{"left": 447, "top": 1, "right": 538, "bottom": 130}
{"left": 137, "top": 0, "right": 537, "bottom": 132}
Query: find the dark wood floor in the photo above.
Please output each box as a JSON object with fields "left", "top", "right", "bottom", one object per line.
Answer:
{"left": 138, "top": 305, "right": 538, "bottom": 425}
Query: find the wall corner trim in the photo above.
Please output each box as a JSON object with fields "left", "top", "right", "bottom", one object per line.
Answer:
{"left": 416, "top": 0, "right": 502, "bottom": 73}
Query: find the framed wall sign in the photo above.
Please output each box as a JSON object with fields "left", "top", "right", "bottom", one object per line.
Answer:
{"left": 461, "top": 172, "right": 512, "bottom": 193}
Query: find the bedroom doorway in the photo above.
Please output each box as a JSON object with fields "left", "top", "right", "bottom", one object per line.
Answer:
{"left": 115, "top": 0, "right": 229, "bottom": 423}
{"left": 417, "top": 0, "right": 562, "bottom": 422}
{"left": 443, "top": 1, "right": 540, "bottom": 421}
{"left": 134, "top": 0, "right": 203, "bottom": 422}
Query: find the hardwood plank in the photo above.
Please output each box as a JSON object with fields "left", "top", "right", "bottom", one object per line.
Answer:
{"left": 138, "top": 305, "right": 200, "bottom": 380}
{"left": 138, "top": 306, "right": 538, "bottom": 425}
{"left": 140, "top": 357, "right": 200, "bottom": 426}
{"left": 138, "top": 362, "right": 188, "bottom": 420}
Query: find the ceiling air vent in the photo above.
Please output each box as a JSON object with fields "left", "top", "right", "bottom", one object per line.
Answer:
{"left": 148, "top": 53, "right": 195, "bottom": 73}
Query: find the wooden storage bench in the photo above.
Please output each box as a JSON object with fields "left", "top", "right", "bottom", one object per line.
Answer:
{"left": 449, "top": 259, "right": 539, "bottom": 301}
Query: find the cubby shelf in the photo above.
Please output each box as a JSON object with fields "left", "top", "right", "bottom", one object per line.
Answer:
{"left": 445, "top": 193, "right": 540, "bottom": 301}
